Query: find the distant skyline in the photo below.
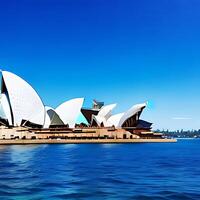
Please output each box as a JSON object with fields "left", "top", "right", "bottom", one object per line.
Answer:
{"left": 1, "top": 0, "right": 200, "bottom": 130}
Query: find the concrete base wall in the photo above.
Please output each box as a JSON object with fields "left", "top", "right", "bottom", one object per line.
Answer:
{"left": 0, "top": 138, "right": 177, "bottom": 145}
{"left": 0, "top": 126, "right": 164, "bottom": 141}
{"left": 0, "top": 126, "right": 35, "bottom": 139}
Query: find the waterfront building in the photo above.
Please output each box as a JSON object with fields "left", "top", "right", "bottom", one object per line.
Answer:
{"left": 55, "top": 98, "right": 84, "bottom": 128}
{"left": 0, "top": 70, "right": 151, "bottom": 130}
{"left": 1, "top": 71, "right": 45, "bottom": 127}
{"left": 0, "top": 70, "right": 162, "bottom": 141}
{"left": 81, "top": 100, "right": 103, "bottom": 124}
{"left": 91, "top": 103, "right": 117, "bottom": 127}
{"left": 43, "top": 106, "right": 64, "bottom": 128}
{"left": 0, "top": 71, "right": 83, "bottom": 128}
{"left": 81, "top": 101, "right": 152, "bottom": 132}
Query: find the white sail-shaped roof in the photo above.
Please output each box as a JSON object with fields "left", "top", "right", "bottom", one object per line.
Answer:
{"left": 91, "top": 103, "right": 117, "bottom": 127}
{"left": 55, "top": 98, "right": 84, "bottom": 128}
{"left": 105, "top": 112, "right": 124, "bottom": 127}
{"left": 1, "top": 71, "right": 45, "bottom": 126}
{"left": 91, "top": 115, "right": 106, "bottom": 127}
{"left": 0, "top": 93, "right": 12, "bottom": 125}
{"left": 98, "top": 104, "right": 117, "bottom": 120}
{"left": 44, "top": 106, "right": 64, "bottom": 128}
{"left": 118, "top": 103, "right": 146, "bottom": 127}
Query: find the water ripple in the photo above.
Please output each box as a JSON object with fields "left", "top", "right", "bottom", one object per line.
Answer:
{"left": 0, "top": 140, "right": 200, "bottom": 199}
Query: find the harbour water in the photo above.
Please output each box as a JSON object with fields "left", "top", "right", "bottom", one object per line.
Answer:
{"left": 0, "top": 140, "right": 200, "bottom": 200}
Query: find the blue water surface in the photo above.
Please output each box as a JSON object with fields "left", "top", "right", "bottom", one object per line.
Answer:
{"left": 0, "top": 140, "right": 200, "bottom": 200}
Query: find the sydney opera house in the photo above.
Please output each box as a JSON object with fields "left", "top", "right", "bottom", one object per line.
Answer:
{"left": 0, "top": 71, "right": 164, "bottom": 141}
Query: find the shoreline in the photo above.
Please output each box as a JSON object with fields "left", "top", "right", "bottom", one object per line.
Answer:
{"left": 0, "top": 138, "right": 177, "bottom": 145}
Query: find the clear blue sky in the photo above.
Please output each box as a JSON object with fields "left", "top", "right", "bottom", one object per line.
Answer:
{"left": 1, "top": 0, "right": 200, "bottom": 130}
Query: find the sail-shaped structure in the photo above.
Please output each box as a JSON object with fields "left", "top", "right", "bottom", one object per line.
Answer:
{"left": 1, "top": 71, "right": 45, "bottom": 126}
{"left": 44, "top": 106, "right": 65, "bottom": 128}
{"left": 118, "top": 103, "right": 146, "bottom": 128}
{"left": 92, "top": 102, "right": 147, "bottom": 128}
{"left": 91, "top": 103, "right": 117, "bottom": 127}
{"left": 55, "top": 98, "right": 84, "bottom": 128}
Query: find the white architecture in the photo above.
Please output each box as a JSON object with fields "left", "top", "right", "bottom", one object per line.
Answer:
{"left": 118, "top": 103, "right": 146, "bottom": 127}
{"left": 0, "top": 70, "right": 148, "bottom": 129}
{"left": 0, "top": 93, "right": 13, "bottom": 125}
{"left": 1, "top": 71, "right": 45, "bottom": 126}
{"left": 91, "top": 103, "right": 117, "bottom": 126}
{"left": 44, "top": 106, "right": 64, "bottom": 128}
{"left": 55, "top": 98, "right": 84, "bottom": 128}
{"left": 91, "top": 102, "right": 147, "bottom": 128}
{"left": 105, "top": 113, "right": 124, "bottom": 127}
{"left": 0, "top": 71, "right": 85, "bottom": 128}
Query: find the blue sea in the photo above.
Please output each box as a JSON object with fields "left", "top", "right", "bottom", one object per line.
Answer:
{"left": 0, "top": 140, "right": 200, "bottom": 200}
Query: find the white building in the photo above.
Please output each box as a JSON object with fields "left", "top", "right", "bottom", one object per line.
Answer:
{"left": 0, "top": 70, "right": 150, "bottom": 130}
{"left": 0, "top": 71, "right": 84, "bottom": 128}
{"left": 91, "top": 102, "right": 147, "bottom": 128}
